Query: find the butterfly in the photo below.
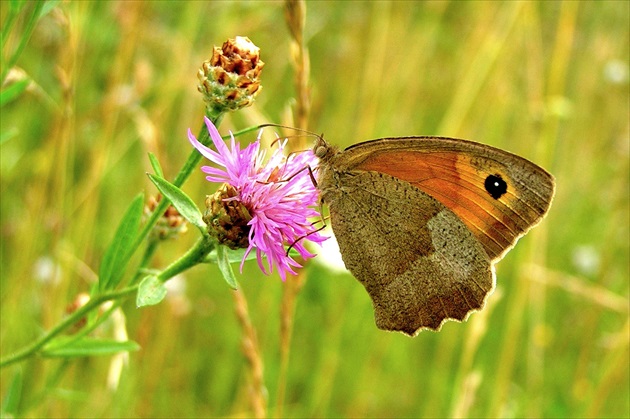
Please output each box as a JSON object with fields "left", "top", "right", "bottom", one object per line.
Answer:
{"left": 313, "top": 136, "right": 555, "bottom": 336}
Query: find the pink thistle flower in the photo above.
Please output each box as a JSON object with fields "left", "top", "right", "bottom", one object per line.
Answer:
{"left": 188, "top": 116, "right": 326, "bottom": 280}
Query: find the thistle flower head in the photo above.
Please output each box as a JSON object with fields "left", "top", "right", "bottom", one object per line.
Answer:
{"left": 189, "top": 117, "right": 325, "bottom": 280}
{"left": 197, "top": 36, "right": 265, "bottom": 114}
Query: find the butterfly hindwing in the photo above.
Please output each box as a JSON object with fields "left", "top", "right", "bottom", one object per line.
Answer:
{"left": 323, "top": 169, "right": 494, "bottom": 335}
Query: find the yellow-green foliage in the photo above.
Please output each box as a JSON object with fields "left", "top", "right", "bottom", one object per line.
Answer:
{"left": 1, "top": 1, "right": 628, "bottom": 417}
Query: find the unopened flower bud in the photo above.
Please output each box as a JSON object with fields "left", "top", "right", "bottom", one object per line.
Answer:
{"left": 145, "top": 194, "right": 188, "bottom": 240}
{"left": 197, "top": 36, "right": 264, "bottom": 114}
{"left": 203, "top": 183, "right": 252, "bottom": 249}
{"left": 65, "top": 292, "right": 90, "bottom": 333}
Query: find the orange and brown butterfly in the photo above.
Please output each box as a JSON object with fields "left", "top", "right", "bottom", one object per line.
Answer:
{"left": 313, "top": 135, "right": 555, "bottom": 336}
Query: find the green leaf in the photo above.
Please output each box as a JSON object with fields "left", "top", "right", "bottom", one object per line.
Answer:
{"left": 98, "top": 193, "right": 144, "bottom": 291}
{"left": 0, "top": 127, "right": 18, "bottom": 145}
{"left": 1, "top": 369, "right": 22, "bottom": 417}
{"left": 42, "top": 337, "right": 140, "bottom": 358}
{"left": 216, "top": 245, "right": 238, "bottom": 289}
{"left": 205, "top": 247, "right": 256, "bottom": 264}
{"left": 0, "top": 79, "right": 29, "bottom": 107}
{"left": 147, "top": 152, "right": 164, "bottom": 178}
{"left": 136, "top": 275, "right": 167, "bottom": 307}
{"left": 9, "top": 0, "right": 25, "bottom": 13}
{"left": 40, "top": 0, "right": 61, "bottom": 18}
{"left": 147, "top": 173, "right": 206, "bottom": 234}
{"left": 204, "top": 246, "right": 301, "bottom": 264}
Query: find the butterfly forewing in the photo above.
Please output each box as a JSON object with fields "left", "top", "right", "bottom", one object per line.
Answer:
{"left": 342, "top": 137, "right": 555, "bottom": 261}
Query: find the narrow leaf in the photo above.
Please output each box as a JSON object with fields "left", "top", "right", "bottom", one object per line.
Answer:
{"left": 147, "top": 173, "right": 206, "bottom": 234}
{"left": 40, "top": 0, "right": 61, "bottom": 18}
{"left": 0, "top": 127, "right": 18, "bottom": 145}
{"left": 42, "top": 338, "right": 140, "bottom": 358}
{"left": 9, "top": 0, "right": 25, "bottom": 13}
{"left": 205, "top": 247, "right": 256, "bottom": 264}
{"left": 0, "top": 79, "right": 29, "bottom": 107}
{"left": 216, "top": 245, "right": 238, "bottom": 289}
{"left": 147, "top": 152, "right": 164, "bottom": 178}
{"left": 1, "top": 369, "right": 22, "bottom": 417}
{"left": 204, "top": 246, "right": 300, "bottom": 264}
{"left": 136, "top": 275, "right": 167, "bottom": 307}
{"left": 98, "top": 193, "right": 144, "bottom": 291}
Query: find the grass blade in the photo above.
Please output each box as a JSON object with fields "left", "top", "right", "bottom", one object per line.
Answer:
{"left": 147, "top": 152, "right": 164, "bottom": 178}
{"left": 0, "top": 369, "right": 22, "bottom": 417}
{"left": 42, "top": 337, "right": 140, "bottom": 358}
{"left": 98, "top": 193, "right": 144, "bottom": 291}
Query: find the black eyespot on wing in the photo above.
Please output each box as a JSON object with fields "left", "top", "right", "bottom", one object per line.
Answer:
{"left": 484, "top": 174, "right": 507, "bottom": 199}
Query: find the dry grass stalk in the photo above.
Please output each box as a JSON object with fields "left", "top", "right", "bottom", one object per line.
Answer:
{"left": 233, "top": 288, "right": 267, "bottom": 418}
{"left": 276, "top": 1, "right": 311, "bottom": 416}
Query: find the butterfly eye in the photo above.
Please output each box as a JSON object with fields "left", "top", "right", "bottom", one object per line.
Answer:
{"left": 484, "top": 174, "right": 508, "bottom": 199}
{"left": 315, "top": 145, "right": 327, "bottom": 159}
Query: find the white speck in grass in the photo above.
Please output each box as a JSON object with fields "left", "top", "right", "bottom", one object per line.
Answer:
{"left": 165, "top": 274, "right": 191, "bottom": 317}
{"left": 571, "top": 245, "right": 600, "bottom": 277}
{"left": 33, "top": 256, "right": 62, "bottom": 285}
{"left": 603, "top": 59, "right": 629, "bottom": 85}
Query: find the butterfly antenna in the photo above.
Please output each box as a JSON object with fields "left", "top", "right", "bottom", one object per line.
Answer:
{"left": 254, "top": 125, "right": 322, "bottom": 186}
{"left": 258, "top": 123, "right": 325, "bottom": 149}
{"left": 286, "top": 218, "right": 328, "bottom": 257}
{"left": 258, "top": 123, "right": 323, "bottom": 139}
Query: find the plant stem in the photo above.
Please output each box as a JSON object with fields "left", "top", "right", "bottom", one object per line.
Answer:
{"left": 277, "top": 2, "right": 310, "bottom": 416}
{"left": 1, "top": 113, "right": 225, "bottom": 369}
{"left": 126, "top": 111, "right": 223, "bottom": 281}
{"left": 1, "top": 1, "right": 45, "bottom": 82}
{"left": 0, "top": 286, "right": 138, "bottom": 369}
{"left": 130, "top": 238, "right": 160, "bottom": 286}
{"left": 173, "top": 112, "right": 224, "bottom": 187}
{"left": 156, "top": 236, "right": 216, "bottom": 283}
{"left": 128, "top": 113, "right": 222, "bottom": 263}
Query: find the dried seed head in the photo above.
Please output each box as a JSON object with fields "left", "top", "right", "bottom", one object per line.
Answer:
{"left": 197, "top": 36, "right": 265, "bottom": 114}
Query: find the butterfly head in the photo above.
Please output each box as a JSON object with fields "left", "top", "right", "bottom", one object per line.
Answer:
{"left": 313, "top": 135, "right": 340, "bottom": 165}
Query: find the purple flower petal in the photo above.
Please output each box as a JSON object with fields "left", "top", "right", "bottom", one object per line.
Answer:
{"left": 189, "top": 116, "right": 327, "bottom": 280}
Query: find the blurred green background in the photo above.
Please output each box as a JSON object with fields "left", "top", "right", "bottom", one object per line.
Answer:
{"left": 1, "top": 1, "right": 628, "bottom": 418}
